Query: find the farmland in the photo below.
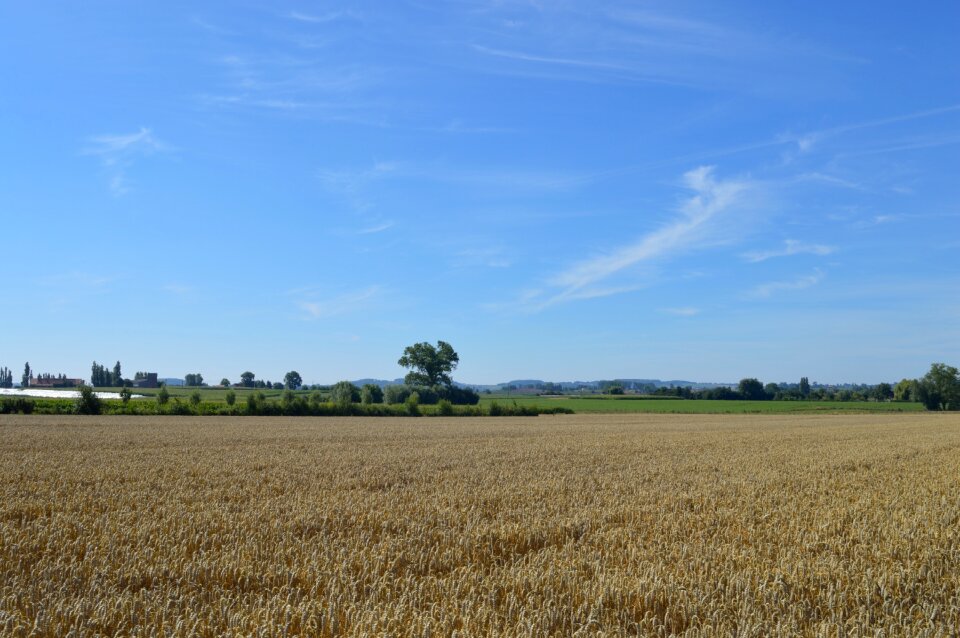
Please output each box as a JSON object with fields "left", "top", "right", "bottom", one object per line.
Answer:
{"left": 1, "top": 414, "right": 958, "bottom": 636}
{"left": 480, "top": 395, "right": 927, "bottom": 414}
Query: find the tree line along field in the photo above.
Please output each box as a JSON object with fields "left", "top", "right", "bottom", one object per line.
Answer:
{"left": 37, "top": 385, "right": 928, "bottom": 415}
{"left": 1, "top": 413, "right": 958, "bottom": 636}
{"left": 478, "top": 395, "right": 928, "bottom": 414}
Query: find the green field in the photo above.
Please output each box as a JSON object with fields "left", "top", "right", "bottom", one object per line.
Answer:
{"left": 480, "top": 395, "right": 926, "bottom": 414}
{"left": 111, "top": 387, "right": 927, "bottom": 414}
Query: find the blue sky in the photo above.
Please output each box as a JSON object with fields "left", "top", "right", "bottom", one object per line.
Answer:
{"left": 2, "top": 1, "right": 958, "bottom": 385}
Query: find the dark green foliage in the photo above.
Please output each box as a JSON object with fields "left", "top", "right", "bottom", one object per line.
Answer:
{"left": 437, "top": 399, "right": 454, "bottom": 416}
{"left": 0, "top": 397, "right": 35, "bottom": 414}
{"left": 331, "top": 381, "right": 360, "bottom": 405}
{"left": 893, "top": 379, "right": 916, "bottom": 402}
{"left": 405, "top": 393, "right": 421, "bottom": 416}
{"left": 22, "top": 362, "right": 31, "bottom": 388}
{"left": 185, "top": 373, "right": 204, "bottom": 387}
{"left": 189, "top": 390, "right": 202, "bottom": 406}
{"left": 225, "top": 390, "right": 236, "bottom": 406}
{"left": 737, "top": 378, "right": 767, "bottom": 401}
{"left": 440, "top": 385, "right": 481, "bottom": 405}
{"left": 284, "top": 371, "right": 303, "bottom": 390}
{"left": 409, "top": 386, "right": 439, "bottom": 405}
{"left": 361, "top": 384, "right": 384, "bottom": 404}
{"left": 220, "top": 378, "right": 231, "bottom": 387}
{"left": 240, "top": 371, "right": 255, "bottom": 388}
{"left": 157, "top": 385, "right": 170, "bottom": 405}
{"left": 873, "top": 382, "right": 894, "bottom": 401}
{"left": 384, "top": 384, "right": 412, "bottom": 405}
{"left": 245, "top": 391, "right": 266, "bottom": 415}
{"left": 398, "top": 340, "right": 459, "bottom": 388}
{"left": 74, "top": 385, "right": 102, "bottom": 415}
{"left": 90, "top": 361, "right": 112, "bottom": 387}
{"left": 169, "top": 399, "right": 192, "bottom": 415}
{"left": 119, "top": 386, "right": 132, "bottom": 405}
{"left": 916, "top": 363, "right": 960, "bottom": 411}
{"left": 0, "top": 366, "right": 14, "bottom": 388}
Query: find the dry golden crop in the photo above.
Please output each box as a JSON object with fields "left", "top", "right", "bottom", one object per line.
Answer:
{"left": 1, "top": 414, "right": 958, "bottom": 637}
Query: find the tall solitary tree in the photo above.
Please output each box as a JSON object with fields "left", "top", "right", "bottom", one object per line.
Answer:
{"left": 22, "top": 362, "right": 31, "bottom": 387}
{"left": 284, "top": 371, "right": 303, "bottom": 390}
{"left": 240, "top": 371, "right": 255, "bottom": 388}
{"left": 112, "top": 361, "right": 122, "bottom": 386}
{"left": 398, "top": 340, "right": 459, "bottom": 389}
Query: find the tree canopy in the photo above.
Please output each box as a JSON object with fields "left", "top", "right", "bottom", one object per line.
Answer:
{"left": 398, "top": 340, "right": 459, "bottom": 388}
{"left": 284, "top": 371, "right": 303, "bottom": 390}
{"left": 916, "top": 363, "right": 960, "bottom": 411}
{"left": 737, "top": 378, "right": 766, "bottom": 401}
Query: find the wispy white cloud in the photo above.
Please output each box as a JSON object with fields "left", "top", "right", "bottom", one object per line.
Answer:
{"left": 851, "top": 214, "right": 901, "bottom": 230}
{"left": 298, "top": 286, "right": 381, "bottom": 319}
{"left": 286, "top": 11, "right": 360, "bottom": 24}
{"left": 438, "top": 119, "right": 516, "bottom": 134}
{"left": 317, "top": 162, "right": 398, "bottom": 196}
{"left": 780, "top": 103, "right": 960, "bottom": 155}
{"left": 748, "top": 269, "right": 825, "bottom": 298}
{"left": 84, "top": 127, "right": 169, "bottom": 159}
{"left": 742, "top": 239, "right": 836, "bottom": 263}
{"left": 794, "top": 172, "right": 862, "bottom": 190}
{"left": 508, "top": 166, "right": 750, "bottom": 311}
{"left": 83, "top": 127, "right": 170, "bottom": 196}
{"left": 190, "top": 16, "right": 237, "bottom": 35}
{"left": 316, "top": 161, "right": 590, "bottom": 212}
{"left": 660, "top": 307, "right": 702, "bottom": 317}
{"left": 463, "top": 4, "right": 862, "bottom": 94}
{"left": 357, "top": 222, "right": 394, "bottom": 235}
{"left": 470, "top": 44, "right": 691, "bottom": 88}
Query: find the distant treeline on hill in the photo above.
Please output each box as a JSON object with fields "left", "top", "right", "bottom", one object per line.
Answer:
{"left": 517, "top": 364, "right": 960, "bottom": 411}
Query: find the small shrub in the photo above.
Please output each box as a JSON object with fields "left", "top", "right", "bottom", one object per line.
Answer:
{"left": 169, "top": 399, "right": 192, "bottom": 416}
{"left": 74, "top": 385, "right": 102, "bottom": 415}
{"left": 405, "top": 392, "right": 421, "bottom": 416}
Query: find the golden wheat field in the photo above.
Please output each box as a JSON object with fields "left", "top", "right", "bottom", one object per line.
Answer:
{"left": 1, "top": 414, "right": 958, "bottom": 637}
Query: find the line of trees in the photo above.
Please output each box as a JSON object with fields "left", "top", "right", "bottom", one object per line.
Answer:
{"left": 90, "top": 361, "right": 123, "bottom": 387}
{"left": 0, "top": 367, "right": 12, "bottom": 388}
{"left": 646, "top": 379, "right": 895, "bottom": 402}
{"left": 638, "top": 364, "right": 958, "bottom": 411}
{"left": 184, "top": 373, "right": 204, "bottom": 387}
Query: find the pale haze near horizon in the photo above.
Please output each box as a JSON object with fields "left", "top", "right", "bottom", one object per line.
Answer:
{"left": 1, "top": 2, "right": 958, "bottom": 386}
